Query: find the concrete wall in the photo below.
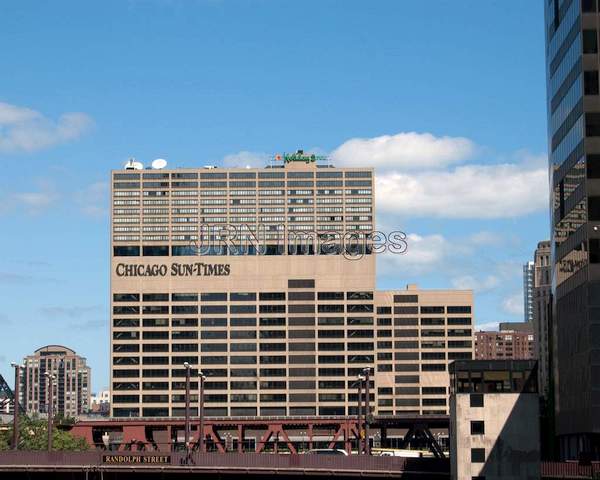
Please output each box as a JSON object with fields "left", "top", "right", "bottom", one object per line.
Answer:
{"left": 451, "top": 393, "right": 540, "bottom": 480}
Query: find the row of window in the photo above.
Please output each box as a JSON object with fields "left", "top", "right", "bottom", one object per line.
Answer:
{"left": 115, "top": 171, "right": 372, "bottom": 180}
{"left": 112, "top": 405, "right": 441, "bottom": 418}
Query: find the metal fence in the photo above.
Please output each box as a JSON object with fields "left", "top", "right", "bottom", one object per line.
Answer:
{"left": 541, "top": 461, "right": 600, "bottom": 479}
{"left": 0, "top": 451, "right": 450, "bottom": 476}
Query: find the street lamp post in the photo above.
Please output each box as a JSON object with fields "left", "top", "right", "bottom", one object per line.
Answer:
{"left": 357, "top": 373, "right": 365, "bottom": 455}
{"left": 362, "top": 367, "right": 371, "bottom": 456}
{"left": 198, "top": 371, "right": 206, "bottom": 453}
{"left": 183, "top": 362, "right": 191, "bottom": 451}
{"left": 44, "top": 372, "right": 56, "bottom": 452}
{"left": 10, "top": 363, "right": 21, "bottom": 450}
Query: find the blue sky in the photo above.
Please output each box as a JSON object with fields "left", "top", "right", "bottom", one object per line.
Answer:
{"left": 0, "top": 1, "right": 548, "bottom": 391}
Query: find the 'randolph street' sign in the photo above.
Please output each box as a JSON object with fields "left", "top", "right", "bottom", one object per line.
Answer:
{"left": 102, "top": 454, "right": 171, "bottom": 464}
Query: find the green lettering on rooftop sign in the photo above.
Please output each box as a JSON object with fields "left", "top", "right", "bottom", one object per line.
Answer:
{"left": 280, "top": 151, "right": 328, "bottom": 163}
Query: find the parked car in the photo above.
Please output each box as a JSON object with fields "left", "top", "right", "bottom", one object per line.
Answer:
{"left": 305, "top": 449, "right": 349, "bottom": 456}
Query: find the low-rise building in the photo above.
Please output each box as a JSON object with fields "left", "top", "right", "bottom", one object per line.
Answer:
{"left": 449, "top": 359, "right": 540, "bottom": 480}
{"left": 474, "top": 323, "right": 534, "bottom": 360}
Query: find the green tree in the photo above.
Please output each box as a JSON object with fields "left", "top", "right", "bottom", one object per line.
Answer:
{"left": 0, "top": 416, "right": 89, "bottom": 451}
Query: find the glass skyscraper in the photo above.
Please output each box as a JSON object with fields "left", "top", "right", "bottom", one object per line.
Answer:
{"left": 544, "top": 0, "right": 600, "bottom": 460}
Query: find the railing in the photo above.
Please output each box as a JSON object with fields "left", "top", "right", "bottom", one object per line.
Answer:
{"left": 542, "top": 461, "right": 600, "bottom": 479}
{"left": 0, "top": 451, "right": 451, "bottom": 476}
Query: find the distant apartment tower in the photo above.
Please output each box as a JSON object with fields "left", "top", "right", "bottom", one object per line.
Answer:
{"left": 532, "top": 241, "right": 552, "bottom": 397}
{"left": 449, "top": 360, "right": 540, "bottom": 480}
{"left": 22, "top": 345, "right": 91, "bottom": 418}
{"left": 474, "top": 323, "right": 535, "bottom": 360}
{"left": 110, "top": 153, "right": 474, "bottom": 419}
{"left": 523, "top": 261, "right": 534, "bottom": 323}
{"left": 543, "top": 0, "right": 600, "bottom": 459}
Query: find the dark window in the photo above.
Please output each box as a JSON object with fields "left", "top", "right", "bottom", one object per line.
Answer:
{"left": 172, "top": 305, "right": 198, "bottom": 314}
{"left": 114, "top": 293, "right": 140, "bottom": 302}
{"left": 377, "top": 307, "right": 392, "bottom": 314}
{"left": 448, "top": 317, "right": 471, "bottom": 325}
{"left": 230, "top": 292, "right": 256, "bottom": 301}
{"left": 317, "top": 292, "right": 344, "bottom": 300}
{"left": 420, "top": 306, "right": 444, "bottom": 314}
{"left": 583, "top": 29, "right": 598, "bottom": 54}
{"left": 394, "top": 306, "right": 418, "bottom": 314}
{"left": 590, "top": 196, "right": 600, "bottom": 220}
{"left": 143, "top": 293, "right": 168, "bottom": 302}
{"left": 471, "top": 448, "right": 485, "bottom": 463}
{"left": 471, "top": 421, "right": 485, "bottom": 435}
{"left": 393, "top": 295, "right": 418, "bottom": 303}
{"left": 114, "top": 246, "right": 140, "bottom": 256}
{"left": 172, "top": 293, "right": 198, "bottom": 302}
{"left": 201, "top": 292, "right": 227, "bottom": 301}
{"left": 201, "top": 305, "right": 227, "bottom": 314}
{"left": 143, "top": 245, "right": 169, "bottom": 256}
{"left": 591, "top": 239, "right": 600, "bottom": 263}
{"left": 583, "top": 0, "right": 597, "bottom": 13}
{"left": 230, "top": 305, "right": 256, "bottom": 314}
{"left": 259, "top": 317, "right": 285, "bottom": 326}
{"left": 259, "top": 304, "right": 286, "bottom": 313}
{"left": 470, "top": 394, "right": 484, "bottom": 407}
{"left": 230, "top": 318, "right": 257, "bottom": 327}
{"left": 585, "top": 71, "right": 600, "bottom": 95}
{"left": 447, "top": 306, "right": 471, "bottom": 314}
{"left": 587, "top": 112, "right": 600, "bottom": 136}
{"left": 201, "top": 318, "right": 227, "bottom": 327}
{"left": 288, "top": 279, "right": 315, "bottom": 289}
{"left": 143, "top": 344, "right": 168, "bottom": 352}
{"left": 422, "top": 363, "right": 446, "bottom": 372}
{"left": 289, "top": 291, "right": 315, "bottom": 301}
{"left": 395, "top": 318, "right": 418, "bottom": 326}
{"left": 259, "top": 292, "right": 285, "bottom": 301}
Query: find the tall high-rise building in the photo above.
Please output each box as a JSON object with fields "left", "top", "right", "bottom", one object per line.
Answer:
{"left": 532, "top": 241, "right": 552, "bottom": 398}
{"left": 110, "top": 153, "right": 474, "bottom": 419}
{"left": 523, "top": 261, "right": 534, "bottom": 323}
{"left": 544, "top": 1, "right": 600, "bottom": 459}
{"left": 22, "top": 345, "right": 91, "bottom": 418}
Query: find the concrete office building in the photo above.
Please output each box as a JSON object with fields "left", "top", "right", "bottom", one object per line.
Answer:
{"left": 532, "top": 241, "right": 552, "bottom": 397}
{"left": 522, "top": 261, "right": 535, "bottom": 323}
{"left": 110, "top": 153, "right": 474, "bottom": 418}
{"left": 22, "top": 345, "right": 91, "bottom": 418}
{"left": 449, "top": 360, "right": 540, "bottom": 480}
{"left": 474, "top": 323, "right": 535, "bottom": 361}
{"left": 543, "top": 0, "right": 600, "bottom": 458}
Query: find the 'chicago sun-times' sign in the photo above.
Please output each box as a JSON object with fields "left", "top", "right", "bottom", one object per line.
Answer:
{"left": 115, "top": 262, "right": 231, "bottom": 277}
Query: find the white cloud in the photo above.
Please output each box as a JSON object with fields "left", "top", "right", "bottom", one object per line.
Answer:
{"left": 222, "top": 151, "right": 269, "bottom": 168}
{"left": 0, "top": 102, "right": 93, "bottom": 153}
{"left": 76, "top": 181, "right": 108, "bottom": 217}
{"left": 331, "top": 132, "right": 475, "bottom": 171}
{"left": 330, "top": 131, "right": 549, "bottom": 219}
{"left": 378, "top": 233, "right": 452, "bottom": 275}
{"left": 451, "top": 275, "right": 499, "bottom": 292}
{"left": 502, "top": 292, "right": 524, "bottom": 316}
{"left": 375, "top": 161, "right": 548, "bottom": 219}
{"left": 475, "top": 321, "right": 500, "bottom": 332}
{"left": 10, "top": 181, "right": 59, "bottom": 213}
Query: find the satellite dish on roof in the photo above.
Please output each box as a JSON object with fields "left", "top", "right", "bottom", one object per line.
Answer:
{"left": 124, "top": 158, "right": 144, "bottom": 170}
{"left": 152, "top": 158, "right": 168, "bottom": 169}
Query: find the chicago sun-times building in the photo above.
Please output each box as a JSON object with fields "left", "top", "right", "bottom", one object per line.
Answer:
{"left": 110, "top": 153, "right": 474, "bottom": 418}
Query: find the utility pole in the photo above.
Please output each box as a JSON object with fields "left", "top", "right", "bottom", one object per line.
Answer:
{"left": 363, "top": 367, "right": 371, "bottom": 455}
{"left": 199, "top": 371, "right": 206, "bottom": 453}
{"left": 44, "top": 372, "right": 56, "bottom": 452}
{"left": 357, "top": 373, "right": 364, "bottom": 454}
{"left": 10, "top": 363, "right": 21, "bottom": 450}
{"left": 183, "top": 362, "right": 191, "bottom": 451}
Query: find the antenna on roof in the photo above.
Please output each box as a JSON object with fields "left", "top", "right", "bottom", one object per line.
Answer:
{"left": 124, "top": 158, "right": 143, "bottom": 170}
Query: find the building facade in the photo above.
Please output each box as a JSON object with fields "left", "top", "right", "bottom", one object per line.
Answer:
{"left": 523, "top": 261, "right": 534, "bottom": 323}
{"left": 110, "top": 155, "right": 474, "bottom": 418}
{"left": 543, "top": 0, "right": 600, "bottom": 459}
{"left": 532, "top": 241, "right": 552, "bottom": 398}
{"left": 474, "top": 323, "right": 535, "bottom": 360}
{"left": 22, "top": 345, "right": 91, "bottom": 418}
{"left": 449, "top": 360, "right": 540, "bottom": 480}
